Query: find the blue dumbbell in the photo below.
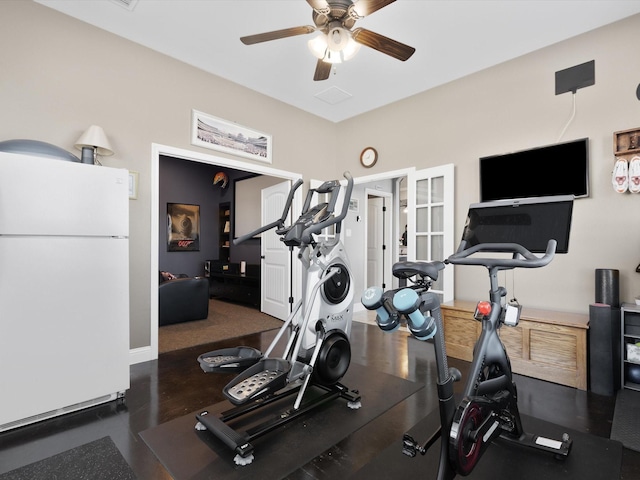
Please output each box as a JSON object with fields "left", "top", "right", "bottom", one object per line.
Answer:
{"left": 392, "top": 289, "right": 436, "bottom": 341}
{"left": 361, "top": 286, "right": 400, "bottom": 332}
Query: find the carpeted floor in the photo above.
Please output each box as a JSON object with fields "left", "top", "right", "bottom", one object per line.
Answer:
{"left": 0, "top": 436, "right": 137, "bottom": 480}
{"left": 159, "top": 299, "right": 283, "bottom": 353}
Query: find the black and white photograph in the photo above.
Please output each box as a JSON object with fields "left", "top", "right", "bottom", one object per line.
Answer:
{"left": 191, "top": 109, "right": 272, "bottom": 163}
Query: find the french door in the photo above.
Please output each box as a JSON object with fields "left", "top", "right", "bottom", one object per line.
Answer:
{"left": 407, "top": 164, "right": 455, "bottom": 303}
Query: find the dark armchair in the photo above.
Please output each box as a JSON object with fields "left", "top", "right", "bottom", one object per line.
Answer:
{"left": 159, "top": 276, "right": 209, "bottom": 326}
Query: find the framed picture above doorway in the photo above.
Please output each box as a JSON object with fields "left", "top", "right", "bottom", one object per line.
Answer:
{"left": 191, "top": 109, "right": 272, "bottom": 164}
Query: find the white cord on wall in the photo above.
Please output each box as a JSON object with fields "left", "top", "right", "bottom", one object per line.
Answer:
{"left": 557, "top": 92, "right": 577, "bottom": 142}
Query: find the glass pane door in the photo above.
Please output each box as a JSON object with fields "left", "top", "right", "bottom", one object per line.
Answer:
{"left": 407, "top": 164, "right": 454, "bottom": 303}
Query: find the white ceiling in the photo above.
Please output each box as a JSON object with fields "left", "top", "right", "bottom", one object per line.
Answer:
{"left": 36, "top": 0, "right": 640, "bottom": 123}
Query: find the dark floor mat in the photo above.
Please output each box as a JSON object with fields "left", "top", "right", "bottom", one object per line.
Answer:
{"left": 139, "top": 362, "right": 422, "bottom": 480}
{"left": 353, "top": 407, "right": 622, "bottom": 479}
{"left": 612, "top": 388, "right": 640, "bottom": 452}
{"left": 0, "top": 436, "right": 136, "bottom": 480}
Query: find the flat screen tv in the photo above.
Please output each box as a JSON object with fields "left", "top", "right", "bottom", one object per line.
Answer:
{"left": 479, "top": 138, "right": 589, "bottom": 202}
{"left": 460, "top": 195, "right": 574, "bottom": 254}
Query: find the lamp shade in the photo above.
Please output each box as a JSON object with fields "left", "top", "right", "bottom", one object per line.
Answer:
{"left": 74, "top": 125, "right": 114, "bottom": 156}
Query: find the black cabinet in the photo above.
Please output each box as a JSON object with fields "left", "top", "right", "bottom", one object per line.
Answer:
{"left": 209, "top": 264, "right": 260, "bottom": 308}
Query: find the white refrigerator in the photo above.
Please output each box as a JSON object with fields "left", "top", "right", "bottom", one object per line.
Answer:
{"left": 0, "top": 151, "right": 130, "bottom": 431}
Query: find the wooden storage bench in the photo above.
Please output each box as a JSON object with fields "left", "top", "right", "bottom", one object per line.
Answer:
{"left": 440, "top": 300, "right": 589, "bottom": 390}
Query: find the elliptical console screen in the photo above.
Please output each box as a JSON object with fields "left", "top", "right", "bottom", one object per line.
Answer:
{"left": 461, "top": 195, "right": 574, "bottom": 254}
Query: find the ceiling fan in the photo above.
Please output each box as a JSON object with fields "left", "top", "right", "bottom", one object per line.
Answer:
{"left": 240, "top": 0, "right": 416, "bottom": 81}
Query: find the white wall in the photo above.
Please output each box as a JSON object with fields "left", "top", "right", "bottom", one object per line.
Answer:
{"left": 0, "top": 1, "right": 337, "bottom": 349}
{"left": 2, "top": 1, "right": 640, "bottom": 353}
{"left": 336, "top": 14, "right": 640, "bottom": 313}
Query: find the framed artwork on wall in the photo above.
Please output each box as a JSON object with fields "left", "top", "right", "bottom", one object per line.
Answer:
{"left": 167, "top": 203, "right": 200, "bottom": 251}
{"left": 191, "top": 109, "right": 272, "bottom": 163}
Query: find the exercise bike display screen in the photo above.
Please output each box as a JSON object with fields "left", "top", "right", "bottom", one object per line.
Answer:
{"left": 461, "top": 195, "right": 574, "bottom": 254}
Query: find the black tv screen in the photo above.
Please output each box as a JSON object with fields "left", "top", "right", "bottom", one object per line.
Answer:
{"left": 461, "top": 195, "right": 574, "bottom": 254}
{"left": 479, "top": 138, "right": 589, "bottom": 202}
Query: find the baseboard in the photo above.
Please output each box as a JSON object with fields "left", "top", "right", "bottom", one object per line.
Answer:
{"left": 129, "top": 346, "right": 153, "bottom": 365}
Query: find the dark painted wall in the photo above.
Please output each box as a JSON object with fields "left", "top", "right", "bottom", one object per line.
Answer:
{"left": 158, "top": 155, "right": 261, "bottom": 277}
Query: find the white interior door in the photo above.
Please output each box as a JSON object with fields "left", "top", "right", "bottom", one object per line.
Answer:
{"left": 407, "top": 164, "right": 455, "bottom": 303}
{"left": 367, "top": 196, "right": 383, "bottom": 288}
{"left": 261, "top": 181, "right": 291, "bottom": 320}
{"left": 366, "top": 192, "right": 392, "bottom": 290}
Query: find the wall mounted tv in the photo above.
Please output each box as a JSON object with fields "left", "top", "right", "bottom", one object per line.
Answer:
{"left": 479, "top": 138, "right": 589, "bottom": 202}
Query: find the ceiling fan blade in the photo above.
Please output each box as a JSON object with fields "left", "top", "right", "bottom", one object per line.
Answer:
{"left": 351, "top": 0, "right": 396, "bottom": 18}
{"left": 352, "top": 28, "right": 415, "bottom": 61}
{"left": 240, "top": 26, "right": 316, "bottom": 45}
{"left": 313, "top": 59, "right": 332, "bottom": 81}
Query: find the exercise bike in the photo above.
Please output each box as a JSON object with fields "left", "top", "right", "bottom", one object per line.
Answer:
{"left": 195, "top": 172, "right": 361, "bottom": 465}
{"left": 362, "top": 197, "right": 574, "bottom": 479}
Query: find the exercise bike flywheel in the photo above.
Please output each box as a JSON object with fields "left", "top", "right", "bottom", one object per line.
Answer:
{"left": 450, "top": 399, "right": 486, "bottom": 475}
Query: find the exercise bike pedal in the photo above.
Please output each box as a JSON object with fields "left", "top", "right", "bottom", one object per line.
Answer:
{"left": 223, "top": 358, "right": 291, "bottom": 405}
{"left": 402, "top": 434, "right": 426, "bottom": 457}
{"left": 198, "top": 347, "right": 262, "bottom": 373}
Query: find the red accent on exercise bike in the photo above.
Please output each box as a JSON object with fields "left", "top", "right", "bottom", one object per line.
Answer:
{"left": 475, "top": 301, "right": 491, "bottom": 318}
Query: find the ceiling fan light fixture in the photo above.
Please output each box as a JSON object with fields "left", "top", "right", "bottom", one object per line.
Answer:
{"left": 327, "top": 27, "right": 348, "bottom": 51}
{"left": 341, "top": 35, "right": 361, "bottom": 61}
{"left": 327, "top": 26, "right": 360, "bottom": 61}
{"left": 308, "top": 28, "right": 361, "bottom": 65}
{"left": 307, "top": 33, "right": 328, "bottom": 60}
{"left": 325, "top": 48, "right": 343, "bottom": 64}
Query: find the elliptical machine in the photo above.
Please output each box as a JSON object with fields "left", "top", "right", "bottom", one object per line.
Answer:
{"left": 362, "top": 196, "right": 574, "bottom": 479}
{"left": 195, "top": 172, "right": 361, "bottom": 466}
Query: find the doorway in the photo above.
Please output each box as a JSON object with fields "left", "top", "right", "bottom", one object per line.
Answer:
{"left": 365, "top": 190, "right": 392, "bottom": 291}
{"left": 150, "top": 144, "right": 301, "bottom": 361}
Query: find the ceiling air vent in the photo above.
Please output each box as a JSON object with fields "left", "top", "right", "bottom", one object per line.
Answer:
{"left": 314, "top": 86, "right": 352, "bottom": 105}
{"left": 109, "top": 0, "right": 139, "bottom": 11}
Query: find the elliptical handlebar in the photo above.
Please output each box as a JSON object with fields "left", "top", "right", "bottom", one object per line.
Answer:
{"left": 233, "top": 178, "right": 304, "bottom": 245}
{"left": 299, "top": 171, "right": 354, "bottom": 246}
{"left": 446, "top": 239, "right": 557, "bottom": 270}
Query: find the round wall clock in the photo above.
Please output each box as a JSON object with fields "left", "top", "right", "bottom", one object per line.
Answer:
{"left": 360, "top": 147, "right": 378, "bottom": 168}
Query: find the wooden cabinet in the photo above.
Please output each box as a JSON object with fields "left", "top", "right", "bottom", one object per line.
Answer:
{"left": 621, "top": 303, "right": 640, "bottom": 391}
{"left": 613, "top": 127, "right": 640, "bottom": 159}
{"left": 441, "top": 300, "right": 589, "bottom": 390}
{"left": 219, "top": 202, "right": 230, "bottom": 262}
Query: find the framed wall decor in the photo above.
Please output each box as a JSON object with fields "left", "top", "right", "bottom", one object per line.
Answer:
{"left": 167, "top": 203, "right": 200, "bottom": 251}
{"left": 191, "top": 109, "right": 272, "bottom": 163}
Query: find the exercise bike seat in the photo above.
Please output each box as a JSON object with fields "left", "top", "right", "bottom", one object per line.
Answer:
{"left": 392, "top": 261, "right": 445, "bottom": 281}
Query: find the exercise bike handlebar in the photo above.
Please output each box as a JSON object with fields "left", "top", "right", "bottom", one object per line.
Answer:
{"left": 446, "top": 239, "right": 557, "bottom": 270}
{"left": 233, "top": 178, "right": 304, "bottom": 245}
{"left": 299, "top": 171, "right": 354, "bottom": 245}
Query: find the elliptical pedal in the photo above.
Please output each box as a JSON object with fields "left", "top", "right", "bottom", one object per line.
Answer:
{"left": 223, "top": 358, "right": 291, "bottom": 405}
{"left": 227, "top": 369, "right": 284, "bottom": 403}
{"left": 198, "top": 347, "right": 262, "bottom": 373}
